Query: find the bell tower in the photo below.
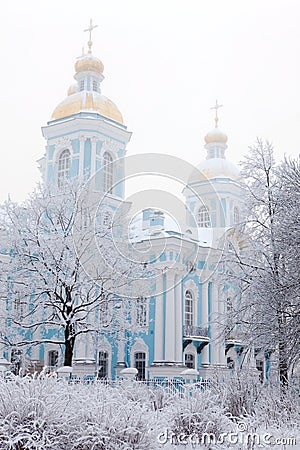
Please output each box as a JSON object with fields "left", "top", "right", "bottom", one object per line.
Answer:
{"left": 39, "top": 20, "right": 131, "bottom": 201}
{"left": 184, "top": 102, "right": 243, "bottom": 237}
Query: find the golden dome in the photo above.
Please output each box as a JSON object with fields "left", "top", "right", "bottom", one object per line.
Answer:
{"left": 205, "top": 127, "right": 228, "bottom": 144}
{"left": 51, "top": 91, "right": 123, "bottom": 124}
{"left": 75, "top": 55, "right": 104, "bottom": 74}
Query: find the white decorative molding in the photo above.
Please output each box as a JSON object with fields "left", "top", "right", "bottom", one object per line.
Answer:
{"left": 100, "top": 138, "right": 119, "bottom": 158}
{"left": 98, "top": 337, "right": 112, "bottom": 354}
{"left": 55, "top": 136, "right": 72, "bottom": 152}
{"left": 184, "top": 279, "right": 198, "bottom": 295}
{"left": 53, "top": 137, "right": 74, "bottom": 163}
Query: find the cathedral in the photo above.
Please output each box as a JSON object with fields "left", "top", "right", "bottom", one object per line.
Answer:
{"left": 2, "top": 23, "right": 267, "bottom": 382}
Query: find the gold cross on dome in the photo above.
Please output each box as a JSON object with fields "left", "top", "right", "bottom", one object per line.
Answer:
{"left": 84, "top": 19, "right": 98, "bottom": 54}
{"left": 210, "top": 99, "right": 223, "bottom": 127}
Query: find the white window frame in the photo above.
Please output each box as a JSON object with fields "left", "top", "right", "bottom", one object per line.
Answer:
{"left": 79, "top": 80, "right": 85, "bottom": 91}
{"left": 97, "top": 338, "right": 112, "bottom": 379}
{"left": 92, "top": 80, "right": 99, "bottom": 92}
{"left": 196, "top": 205, "right": 211, "bottom": 228}
{"left": 183, "top": 343, "right": 197, "bottom": 370}
{"left": 184, "top": 289, "right": 194, "bottom": 327}
{"left": 134, "top": 351, "right": 146, "bottom": 380}
{"left": 102, "top": 152, "right": 113, "bottom": 193}
{"left": 98, "top": 350, "right": 109, "bottom": 378}
{"left": 57, "top": 149, "right": 71, "bottom": 187}
{"left": 48, "top": 349, "right": 59, "bottom": 369}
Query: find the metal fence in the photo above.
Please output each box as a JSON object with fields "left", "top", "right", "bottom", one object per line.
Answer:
{"left": 69, "top": 376, "right": 211, "bottom": 393}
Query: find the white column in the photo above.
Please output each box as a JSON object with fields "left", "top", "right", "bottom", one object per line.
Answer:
{"left": 174, "top": 275, "right": 183, "bottom": 363}
{"left": 79, "top": 135, "right": 85, "bottom": 177}
{"left": 90, "top": 137, "right": 97, "bottom": 178}
{"left": 154, "top": 279, "right": 164, "bottom": 361}
{"left": 201, "top": 282, "right": 209, "bottom": 365}
{"left": 165, "top": 273, "right": 175, "bottom": 362}
{"left": 210, "top": 283, "right": 219, "bottom": 365}
{"left": 218, "top": 294, "right": 226, "bottom": 366}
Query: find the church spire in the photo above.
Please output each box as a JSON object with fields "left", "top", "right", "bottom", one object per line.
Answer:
{"left": 210, "top": 99, "right": 223, "bottom": 128}
{"left": 84, "top": 19, "right": 98, "bottom": 54}
{"left": 204, "top": 100, "right": 228, "bottom": 159}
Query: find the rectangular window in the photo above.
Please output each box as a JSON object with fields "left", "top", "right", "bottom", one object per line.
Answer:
{"left": 134, "top": 352, "right": 146, "bottom": 380}
{"left": 11, "top": 349, "right": 22, "bottom": 375}
{"left": 98, "top": 351, "right": 108, "bottom": 378}
{"left": 92, "top": 80, "right": 98, "bottom": 92}
{"left": 185, "top": 290, "right": 194, "bottom": 327}
{"left": 185, "top": 353, "right": 195, "bottom": 369}
{"left": 48, "top": 350, "right": 59, "bottom": 368}
{"left": 80, "top": 80, "right": 85, "bottom": 91}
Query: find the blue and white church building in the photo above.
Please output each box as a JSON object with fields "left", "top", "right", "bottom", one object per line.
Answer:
{"left": 5, "top": 27, "right": 265, "bottom": 381}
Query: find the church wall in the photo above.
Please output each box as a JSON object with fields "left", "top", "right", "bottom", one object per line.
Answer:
{"left": 71, "top": 157, "right": 79, "bottom": 178}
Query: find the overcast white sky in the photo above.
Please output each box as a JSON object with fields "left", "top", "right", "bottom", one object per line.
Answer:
{"left": 1, "top": 0, "right": 300, "bottom": 202}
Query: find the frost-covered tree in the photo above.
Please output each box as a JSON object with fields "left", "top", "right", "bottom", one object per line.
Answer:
{"left": 0, "top": 182, "right": 149, "bottom": 368}
{"left": 221, "top": 140, "right": 300, "bottom": 387}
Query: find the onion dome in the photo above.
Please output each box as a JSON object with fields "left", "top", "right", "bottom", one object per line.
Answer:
{"left": 204, "top": 127, "right": 228, "bottom": 144}
{"left": 51, "top": 91, "right": 123, "bottom": 124}
{"left": 75, "top": 55, "right": 104, "bottom": 74}
{"left": 188, "top": 101, "right": 240, "bottom": 183}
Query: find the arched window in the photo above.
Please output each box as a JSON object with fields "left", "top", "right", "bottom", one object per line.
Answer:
{"left": 58, "top": 149, "right": 70, "bottom": 187}
{"left": 185, "top": 353, "right": 195, "bottom": 369}
{"left": 103, "top": 152, "right": 113, "bottom": 193}
{"left": 184, "top": 289, "right": 194, "bottom": 327}
{"left": 196, "top": 206, "right": 210, "bottom": 228}
{"left": 233, "top": 206, "right": 239, "bottom": 225}
{"left": 98, "top": 351, "right": 109, "bottom": 378}
{"left": 134, "top": 352, "right": 146, "bottom": 380}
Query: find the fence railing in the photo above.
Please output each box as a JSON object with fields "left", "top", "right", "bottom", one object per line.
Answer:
{"left": 70, "top": 377, "right": 211, "bottom": 393}
{"left": 183, "top": 325, "right": 209, "bottom": 338}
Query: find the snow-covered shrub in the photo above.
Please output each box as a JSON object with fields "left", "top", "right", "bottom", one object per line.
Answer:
{"left": 211, "top": 370, "right": 261, "bottom": 419}
{"left": 0, "top": 372, "right": 299, "bottom": 449}
{"left": 0, "top": 373, "right": 70, "bottom": 449}
{"left": 65, "top": 382, "right": 156, "bottom": 450}
{"left": 0, "top": 374, "right": 156, "bottom": 449}
{"left": 164, "top": 384, "right": 233, "bottom": 446}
